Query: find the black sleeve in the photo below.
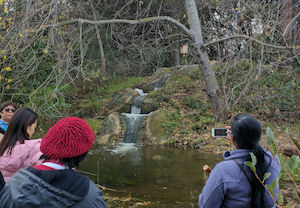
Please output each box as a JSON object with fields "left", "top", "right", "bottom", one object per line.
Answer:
{"left": 0, "top": 171, "right": 5, "bottom": 191}
{"left": 0, "top": 127, "right": 5, "bottom": 134}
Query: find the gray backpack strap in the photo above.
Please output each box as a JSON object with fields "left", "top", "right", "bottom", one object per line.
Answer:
{"left": 233, "top": 159, "right": 251, "bottom": 184}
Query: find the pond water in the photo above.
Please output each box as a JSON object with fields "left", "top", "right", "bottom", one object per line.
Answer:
{"left": 79, "top": 143, "right": 222, "bottom": 208}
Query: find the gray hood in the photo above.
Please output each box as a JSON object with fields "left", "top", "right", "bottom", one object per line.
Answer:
{"left": 6, "top": 168, "right": 86, "bottom": 207}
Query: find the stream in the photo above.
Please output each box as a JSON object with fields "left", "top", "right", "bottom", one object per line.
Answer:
{"left": 79, "top": 143, "right": 222, "bottom": 207}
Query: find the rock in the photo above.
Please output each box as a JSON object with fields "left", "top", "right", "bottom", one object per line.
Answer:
{"left": 283, "top": 146, "right": 300, "bottom": 157}
{"left": 108, "top": 88, "right": 138, "bottom": 113}
{"left": 141, "top": 97, "right": 159, "bottom": 114}
{"left": 152, "top": 155, "right": 165, "bottom": 160}
{"left": 96, "top": 112, "right": 123, "bottom": 144}
{"left": 141, "top": 68, "right": 171, "bottom": 92}
{"left": 143, "top": 110, "right": 168, "bottom": 144}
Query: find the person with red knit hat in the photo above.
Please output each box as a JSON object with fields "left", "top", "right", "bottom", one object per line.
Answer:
{"left": 0, "top": 116, "right": 108, "bottom": 208}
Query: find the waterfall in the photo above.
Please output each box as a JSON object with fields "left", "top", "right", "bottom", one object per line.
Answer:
{"left": 154, "top": 73, "right": 170, "bottom": 90}
{"left": 122, "top": 89, "right": 150, "bottom": 143}
{"left": 131, "top": 89, "right": 147, "bottom": 114}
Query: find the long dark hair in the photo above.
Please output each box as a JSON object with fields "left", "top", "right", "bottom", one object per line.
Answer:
{"left": 231, "top": 114, "right": 271, "bottom": 208}
{"left": 0, "top": 108, "right": 38, "bottom": 156}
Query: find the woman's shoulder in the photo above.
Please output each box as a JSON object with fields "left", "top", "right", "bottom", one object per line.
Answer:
{"left": 14, "top": 139, "right": 42, "bottom": 150}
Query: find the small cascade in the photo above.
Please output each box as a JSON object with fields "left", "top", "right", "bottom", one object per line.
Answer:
{"left": 131, "top": 89, "right": 147, "bottom": 114}
{"left": 122, "top": 89, "right": 150, "bottom": 143}
{"left": 154, "top": 73, "right": 170, "bottom": 90}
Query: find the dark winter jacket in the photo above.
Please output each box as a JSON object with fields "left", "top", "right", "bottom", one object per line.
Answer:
{"left": 0, "top": 167, "right": 108, "bottom": 208}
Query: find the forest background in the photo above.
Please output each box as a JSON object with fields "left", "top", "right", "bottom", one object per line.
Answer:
{"left": 0, "top": 0, "right": 299, "bottom": 206}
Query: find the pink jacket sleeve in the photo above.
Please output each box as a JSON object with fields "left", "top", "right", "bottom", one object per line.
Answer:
{"left": 0, "top": 139, "right": 43, "bottom": 181}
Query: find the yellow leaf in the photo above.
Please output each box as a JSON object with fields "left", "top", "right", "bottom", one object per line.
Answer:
{"left": 7, "top": 79, "right": 11, "bottom": 82}
{"left": 6, "top": 29, "right": 8, "bottom": 32}
{"left": 19, "top": 33, "right": 23, "bottom": 37}
{"left": 3, "top": 55, "right": 6, "bottom": 60}
{"left": 235, "top": 8, "right": 239, "bottom": 11}
{"left": 6, "top": 85, "right": 10, "bottom": 89}
{"left": 40, "top": 25, "right": 46, "bottom": 29}
{"left": 57, "top": 68, "right": 61, "bottom": 73}
{"left": 4, "top": 7, "right": 7, "bottom": 13}
{"left": 0, "top": 17, "right": 2, "bottom": 21}
{"left": 6, "top": 18, "right": 11, "bottom": 21}
{"left": 5, "top": 66, "right": 11, "bottom": 71}
{"left": 43, "top": 49, "right": 48, "bottom": 54}
{"left": 9, "top": 44, "right": 12, "bottom": 50}
{"left": 0, "top": 75, "right": 2, "bottom": 79}
{"left": 0, "top": 0, "right": 3, "bottom": 6}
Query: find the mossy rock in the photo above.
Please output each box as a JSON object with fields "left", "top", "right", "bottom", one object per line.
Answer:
{"left": 108, "top": 88, "right": 138, "bottom": 113}
{"left": 141, "top": 97, "right": 159, "bottom": 114}
{"left": 143, "top": 110, "right": 168, "bottom": 144}
{"left": 95, "top": 112, "right": 123, "bottom": 144}
{"left": 141, "top": 69, "right": 171, "bottom": 93}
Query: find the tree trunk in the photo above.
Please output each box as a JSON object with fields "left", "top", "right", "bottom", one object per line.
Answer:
{"left": 185, "top": 0, "right": 226, "bottom": 121}
{"left": 90, "top": 2, "right": 107, "bottom": 75}
{"left": 172, "top": 40, "right": 181, "bottom": 66}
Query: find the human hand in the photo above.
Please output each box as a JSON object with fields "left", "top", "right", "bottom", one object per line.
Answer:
{"left": 225, "top": 126, "right": 231, "bottom": 137}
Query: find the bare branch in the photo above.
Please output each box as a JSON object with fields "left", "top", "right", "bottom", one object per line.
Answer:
{"left": 46, "top": 16, "right": 192, "bottom": 37}
{"left": 283, "top": 11, "right": 300, "bottom": 38}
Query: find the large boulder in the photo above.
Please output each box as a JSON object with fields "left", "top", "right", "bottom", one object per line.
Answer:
{"left": 96, "top": 112, "right": 123, "bottom": 144}
{"left": 142, "top": 110, "right": 168, "bottom": 144}
{"left": 141, "top": 97, "right": 160, "bottom": 114}
{"left": 108, "top": 88, "right": 138, "bottom": 113}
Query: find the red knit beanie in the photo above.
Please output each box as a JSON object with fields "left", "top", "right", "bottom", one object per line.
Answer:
{"left": 41, "top": 116, "right": 94, "bottom": 160}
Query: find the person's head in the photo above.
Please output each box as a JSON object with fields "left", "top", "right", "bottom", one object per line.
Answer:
{"left": 0, "top": 101, "right": 17, "bottom": 123}
{"left": 40, "top": 116, "right": 94, "bottom": 169}
{"left": 231, "top": 114, "right": 262, "bottom": 149}
{"left": 0, "top": 108, "right": 38, "bottom": 155}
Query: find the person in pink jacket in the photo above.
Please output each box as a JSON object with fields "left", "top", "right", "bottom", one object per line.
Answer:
{"left": 0, "top": 108, "right": 42, "bottom": 182}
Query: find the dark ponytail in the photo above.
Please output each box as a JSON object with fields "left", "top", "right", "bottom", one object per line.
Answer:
{"left": 231, "top": 114, "right": 271, "bottom": 208}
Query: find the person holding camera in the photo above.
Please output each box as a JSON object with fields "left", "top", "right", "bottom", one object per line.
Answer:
{"left": 198, "top": 114, "right": 281, "bottom": 208}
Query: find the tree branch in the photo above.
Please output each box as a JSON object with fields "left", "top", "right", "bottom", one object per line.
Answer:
{"left": 46, "top": 17, "right": 294, "bottom": 51}
{"left": 204, "top": 34, "right": 293, "bottom": 50}
{"left": 46, "top": 16, "right": 192, "bottom": 37}
{"left": 283, "top": 11, "right": 300, "bottom": 38}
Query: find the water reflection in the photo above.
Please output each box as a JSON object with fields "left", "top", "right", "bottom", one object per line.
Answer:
{"left": 79, "top": 144, "right": 222, "bottom": 208}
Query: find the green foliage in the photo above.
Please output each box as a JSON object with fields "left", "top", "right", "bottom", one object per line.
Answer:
{"left": 266, "top": 127, "right": 277, "bottom": 156}
{"left": 289, "top": 130, "right": 300, "bottom": 150}
{"left": 102, "top": 77, "right": 144, "bottom": 97}
{"left": 263, "top": 172, "right": 271, "bottom": 183}
{"left": 244, "top": 152, "right": 257, "bottom": 173}
{"left": 214, "top": 61, "right": 298, "bottom": 115}
{"left": 85, "top": 118, "right": 101, "bottom": 134}
{"left": 190, "top": 138, "right": 204, "bottom": 149}
{"left": 183, "top": 97, "right": 203, "bottom": 109}
{"left": 266, "top": 177, "right": 279, "bottom": 198}
{"left": 163, "top": 110, "right": 183, "bottom": 135}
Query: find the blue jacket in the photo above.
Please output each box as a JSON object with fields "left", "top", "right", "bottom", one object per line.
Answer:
{"left": 0, "top": 119, "right": 8, "bottom": 131}
{"left": 198, "top": 148, "right": 280, "bottom": 208}
{"left": 0, "top": 167, "right": 108, "bottom": 208}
